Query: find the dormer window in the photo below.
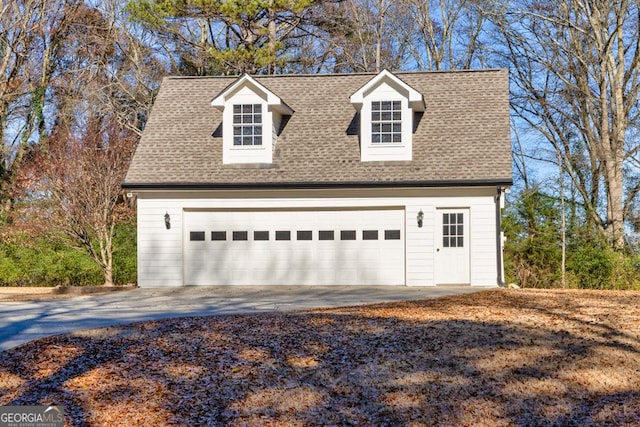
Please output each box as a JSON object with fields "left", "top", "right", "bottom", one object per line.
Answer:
{"left": 372, "top": 101, "right": 402, "bottom": 143}
{"left": 211, "top": 74, "right": 293, "bottom": 165}
{"left": 233, "top": 104, "right": 262, "bottom": 146}
{"left": 350, "top": 70, "right": 425, "bottom": 162}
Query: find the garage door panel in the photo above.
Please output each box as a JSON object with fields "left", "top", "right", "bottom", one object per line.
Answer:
{"left": 184, "top": 209, "right": 404, "bottom": 285}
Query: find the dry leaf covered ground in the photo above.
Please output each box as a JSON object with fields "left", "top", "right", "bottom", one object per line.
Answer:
{"left": 1, "top": 289, "right": 639, "bottom": 426}
{"left": 0, "top": 286, "right": 133, "bottom": 302}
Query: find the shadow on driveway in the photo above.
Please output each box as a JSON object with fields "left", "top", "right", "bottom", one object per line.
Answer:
{"left": 0, "top": 285, "right": 488, "bottom": 351}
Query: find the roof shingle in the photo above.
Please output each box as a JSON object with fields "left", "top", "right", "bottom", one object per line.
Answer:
{"left": 123, "top": 70, "right": 512, "bottom": 188}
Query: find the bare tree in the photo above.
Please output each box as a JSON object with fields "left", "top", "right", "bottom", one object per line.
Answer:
{"left": 393, "top": 0, "right": 493, "bottom": 70}
{"left": 7, "top": 1, "right": 161, "bottom": 285}
{"left": 0, "top": 0, "right": 82, "bottom": 214}
{"left": 315, "top": 0, "right": 408, "bottom": 72}
{"left": 18, "top": 120, "right": 136, "bottom": 286}
{"left": 495, "top": 0, "right": 640, "bottom": 249}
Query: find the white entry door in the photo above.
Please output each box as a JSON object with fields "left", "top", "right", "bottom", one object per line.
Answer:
{"left": 435, "top": 208, "right": 470, "bottom": 284}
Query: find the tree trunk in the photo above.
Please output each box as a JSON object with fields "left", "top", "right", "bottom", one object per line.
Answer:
{"left": 268, "top": 2, "right": 277, "bottom": 74}
{"left": 104, "top": 265, "right": 114, "bottom": 287}
{"left": 375, "top": 0, "right": 385, "bottom": 72}
{"left": 606, "top": 156, "right": 626, "bottom": 249}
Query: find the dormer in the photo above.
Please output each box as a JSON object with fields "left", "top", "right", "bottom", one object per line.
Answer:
{"left": 350, "top": 70, "right": 425, "bottom": 162}
{"left": 212, "top": 74, "right": 293, "bottom": 165}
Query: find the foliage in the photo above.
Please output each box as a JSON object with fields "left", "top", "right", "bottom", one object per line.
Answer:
{"left": 0, "top": 237, "right": 103, "bottom": 287}
{"left": 503, "top": 189, "right": 562, "bottom": 288}
{"left": 2, "top": 0, "right": 640, "bottom": 287}
{"left": 0, "top": 220, "right": 137, "bottom": 287}
{"left": 566, "top": 239, "right": 640, "bottom": 290}
{"left": 504, "top": 188, "right": 640, "bottom": 290}
{"left": 13, "top": 120, "right": 137, "bottom": 286}
{"left": 113, "top": 220, "right": 137, "bottom": 285}
{"left": 126, "top": 0, "right": 320, "bottom": 75}
{"left": 494, "top": 0, "right": 640, "bottom": 249}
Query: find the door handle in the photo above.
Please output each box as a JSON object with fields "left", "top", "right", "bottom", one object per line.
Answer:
{"left": 436, "top": 248, "right": 440, "bottom": 252}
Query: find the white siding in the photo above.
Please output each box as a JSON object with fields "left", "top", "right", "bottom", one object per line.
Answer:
{"left": 405, "top": 203, "right": 435, "bottom": 285}
{"left": 137, "top": 198, "right": 183, "bottom": 287}
{"left": 134, "top": 187, "right": 501, "bottom": 287}
{"left": 469, "top": 202, "right": 500, "bottom": 286}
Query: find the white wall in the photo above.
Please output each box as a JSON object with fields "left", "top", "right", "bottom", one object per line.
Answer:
{"left": 134, "top": 187, "right": 500, "bottom": 287}
{"left": 403, "top": 188, "right": 499, "bottom": 286}
{"left": 136, "top": 198, "right": 184, "bottom": 287}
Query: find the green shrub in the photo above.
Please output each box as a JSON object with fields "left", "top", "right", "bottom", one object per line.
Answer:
{"left": 562, "top": 234, "right": 640, "bottom": 290}
{"left": 503, "top": 189, "right": 562, "bottom": 288}
{"left": 113, "top": 220, "right": 137, "bottom": 285}
{"left": 0, "top": 239, "right": 103, "bottom": 287}
{"left": 503, "top": 188, "right": 640, "bottom": 290}
{"left": 0, "top": 218, "right": 138, "bottom": 287}
{"left": 566, "top": 240, "right": 612, "bottom": 289}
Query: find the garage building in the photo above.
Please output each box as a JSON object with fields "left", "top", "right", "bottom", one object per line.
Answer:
{"left": 123, "top": 70, "right": 512, "bottom": 287}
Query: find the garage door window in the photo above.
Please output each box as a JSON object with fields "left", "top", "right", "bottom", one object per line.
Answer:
{"left": 276, "top": 230, "right": 291, "bottom": 240}
{"left": 233, "top": 231, "right": 248, "bottom": 241}
{"left": 190, "top": 231, "right": 205, "bottom": 241}
{"left": 385, "top": 230, "right": 401, "bottom": 240}
{"left": 254, "top": 231, "right": 269, "bottom": 240}
{"left": 341, "top": 230, "right": 356, "bottom": 240}
{"left": 319, "top": 230, "right": 334, "bottom": 240}
{"left": 363, "top": 230, "right": 378, "bottom": 240}
{"left": 297, "top": 230, "right": 312, "bottom": 240}
{"left": 211, "top": 231, "right": 226, "bottom": 241}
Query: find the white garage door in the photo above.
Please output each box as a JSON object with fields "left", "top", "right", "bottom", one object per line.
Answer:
{"left": 184, "top": 209, "right": 405, "bottom": 285}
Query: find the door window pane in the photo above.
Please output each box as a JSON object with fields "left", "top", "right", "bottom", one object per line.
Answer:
{"left": 442, "top": 212, "right": 464, "bottom": 248}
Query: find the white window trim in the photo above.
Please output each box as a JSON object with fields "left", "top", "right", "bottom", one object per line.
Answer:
{"left": 359, "top": 95, "right": 412, "bottom": 160}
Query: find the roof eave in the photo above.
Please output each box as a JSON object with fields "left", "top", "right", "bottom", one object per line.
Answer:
{"left": 122, "top": 178, "right": 513, "bottom": 191}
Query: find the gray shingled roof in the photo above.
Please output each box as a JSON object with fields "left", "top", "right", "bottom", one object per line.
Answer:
{"left": 123, "top": 70, "right": 512, "bottom": 188}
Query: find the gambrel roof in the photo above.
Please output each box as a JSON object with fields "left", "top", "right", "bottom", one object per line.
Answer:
{"left": 123, "top": 70, "right": 512, "bottom": 189}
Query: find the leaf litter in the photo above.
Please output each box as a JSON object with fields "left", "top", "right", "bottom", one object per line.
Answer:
{"left": 1, "top": 288, "right": 639, "bottom": 426}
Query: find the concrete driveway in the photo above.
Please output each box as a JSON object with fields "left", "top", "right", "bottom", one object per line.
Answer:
{"left": 0, "top": 285, "right": 489, "bottom": 352}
